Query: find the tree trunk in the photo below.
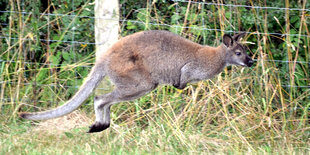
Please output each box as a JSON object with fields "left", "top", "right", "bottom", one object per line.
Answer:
{"left": 95, "top": 0, "right": 119, "bottom": 94}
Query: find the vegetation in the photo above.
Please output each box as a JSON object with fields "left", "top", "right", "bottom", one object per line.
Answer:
{"left": 0, "top": 0, "right": 309, "bottom": 154}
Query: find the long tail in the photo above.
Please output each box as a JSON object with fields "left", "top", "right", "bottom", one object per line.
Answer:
{"left": 19, "top": 64, "right": 105, "bottom": 120}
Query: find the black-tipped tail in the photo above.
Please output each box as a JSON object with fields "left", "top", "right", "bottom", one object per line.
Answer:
{"left": 19, "top": 112, "right": 29, "bottom": 119}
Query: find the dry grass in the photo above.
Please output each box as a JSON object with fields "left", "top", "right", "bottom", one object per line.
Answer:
{"left": 31, "top": 110, "right": 92, "bottom": 134}
{"left": 0, "top": 0, "right": 309, "bottom": 154}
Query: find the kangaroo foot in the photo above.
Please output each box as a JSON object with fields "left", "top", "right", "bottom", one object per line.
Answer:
{"left": 173, "top": 83, "right": 186, "bottom": 89}
{"left": 87, "top": 122, "right": 110, "bottom": 133}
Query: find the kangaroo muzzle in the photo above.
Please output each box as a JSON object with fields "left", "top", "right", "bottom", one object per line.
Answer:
{"left": 246, "top": 57, "right": 254, "bottom": 67}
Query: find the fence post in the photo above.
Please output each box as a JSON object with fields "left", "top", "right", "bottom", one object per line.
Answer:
{"left": 95, "top": 0, "right": 119, "bottom": 94}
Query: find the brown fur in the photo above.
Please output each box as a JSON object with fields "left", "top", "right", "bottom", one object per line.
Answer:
{"left": 20, "top": 30, "right": 253, "bottom": 133}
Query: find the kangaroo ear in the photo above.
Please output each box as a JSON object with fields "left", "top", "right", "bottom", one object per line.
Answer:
{"left": 223, "top": 34, "right": 233, "bottom": 47}
{"left": 232, "top": 32, "right": 246, "bottom": 42}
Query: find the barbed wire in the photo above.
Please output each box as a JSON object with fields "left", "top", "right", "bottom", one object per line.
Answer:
{"left": 0, "top": 35, "right": 97, "bottom": 45}
{"left": 253, "top": 59, "right": 310, "bottom": 65}
{"left": 0, "top": 59, "right": 93, "bottom": 67}
{"left": 171, "top": 0, "right": 310, "bottom": 12}
{"left": 0, "top": 81, "right": 110, "bottom": 90}
{"left": 0, "top": 2, "right": 309, "bottom": 97}
{"left": 0, "top": 23, "right": 8, "bottom": 26}
{"left": 1, "top": 0, "right": 309, "bottom": 17}
{"left": 1, "top": 10, "right": 310, "bottom": 38}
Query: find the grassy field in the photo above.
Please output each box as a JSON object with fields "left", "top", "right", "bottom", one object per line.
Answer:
{"left": 1, "top": 77, "right": 309, "bottom": 154}
{"left": 1, "top": 115, "right": 309, "bottom": 154}
{"left": 1, "top": 0, "right": 310, "bottom": 154}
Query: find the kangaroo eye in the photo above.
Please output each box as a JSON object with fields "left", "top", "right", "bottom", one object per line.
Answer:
{"left": 236, "top": 52, "right": 241, "bottom": 56}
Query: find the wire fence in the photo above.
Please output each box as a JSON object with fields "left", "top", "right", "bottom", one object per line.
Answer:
{"left": 0, "top": 0, "right": 309, "bottom": 104}
{"left": 1, "top": 15, "right": 309, "bottom": 64}
{"left": 1, "top": 10, "right": 310, "bottom": 38}
{"left": 172, "top": 0, "right": 310, "bottom": 11}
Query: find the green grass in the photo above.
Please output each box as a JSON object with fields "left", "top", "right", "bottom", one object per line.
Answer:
{"left": 1, "top": 0, "right": 310, "bottom": 154}
{"left": 1, "top": 117, "right": 309, "bottom": 154}
{"left": 1, "top": 83, "right": 309, "bottom": 154}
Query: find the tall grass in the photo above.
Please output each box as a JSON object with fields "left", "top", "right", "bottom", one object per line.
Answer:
{"left": 0, "top": 0, "right": 309, "bottom": 154}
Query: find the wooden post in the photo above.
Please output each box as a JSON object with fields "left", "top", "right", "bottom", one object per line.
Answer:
{"left": 95, "top": 0, "right": 119, "bottom": 93}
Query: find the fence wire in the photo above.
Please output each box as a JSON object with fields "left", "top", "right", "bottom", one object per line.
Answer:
{"left": 0, "top": 0, "right": 309, "bottom": 94}
{"left": 1, "top": 10, "right": 310, "bottom": 38}
{"left": 172, "top": 0, "right": 310, "bottom": 12}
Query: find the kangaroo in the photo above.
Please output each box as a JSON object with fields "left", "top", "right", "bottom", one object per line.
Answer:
{"left": 19, "top": 30, "right": 253, "bottom": 133}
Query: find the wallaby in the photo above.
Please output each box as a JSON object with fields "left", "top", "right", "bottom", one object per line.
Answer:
{"left": 20, "top": 30, "right": 253, "bottom": 133}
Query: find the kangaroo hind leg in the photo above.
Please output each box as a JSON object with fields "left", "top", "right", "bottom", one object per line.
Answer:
{"left": 88, "top": 92, "right": 117, "bottom": 133}
{"left": 88, "top": 79, "right": 157, "bottom": 133}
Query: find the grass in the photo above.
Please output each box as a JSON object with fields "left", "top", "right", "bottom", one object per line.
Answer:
{"left": 1, "top": 0, "right": 310, "bottom": 154}
{"left": 1, "top": 78, "right": 309, "bottom": 154}
{"left": 1, "top": 109, "right": 309, "bottom": 154}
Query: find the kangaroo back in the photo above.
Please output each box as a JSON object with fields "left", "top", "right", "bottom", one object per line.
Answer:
{"left": 19, "top": 64, "right": 106, "bottom": 120}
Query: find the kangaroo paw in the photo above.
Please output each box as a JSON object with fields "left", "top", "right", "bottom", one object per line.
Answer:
{"left": 173, "top": 83, "right": 186, "bottom": 89}
{"left": 87, "top": 122, "right": 110, "bottom": 133}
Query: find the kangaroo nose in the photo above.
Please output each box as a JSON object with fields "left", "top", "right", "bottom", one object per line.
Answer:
{"left": 247, "top": 59, "right": 254, "bottom": 67}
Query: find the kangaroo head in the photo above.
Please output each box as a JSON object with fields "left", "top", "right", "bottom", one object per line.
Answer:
{"left": 223, "top": 33, "right": 253, "bottom": 67}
